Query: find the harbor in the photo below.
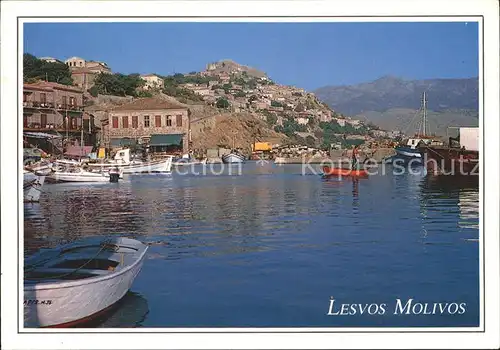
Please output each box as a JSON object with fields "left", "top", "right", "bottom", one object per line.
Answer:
{"left": 24, "top": 162, "right": 480, "bottom": 327}
{"left": 16, "top": 20, "right": 483, "bottom": 333}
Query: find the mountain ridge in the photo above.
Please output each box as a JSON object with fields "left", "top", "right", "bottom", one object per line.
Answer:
{"left": 313, "top": 76, "right": 479, "bottom": 136}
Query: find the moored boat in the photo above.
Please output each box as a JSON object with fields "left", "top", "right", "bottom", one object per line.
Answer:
{"left": 24, "top": 237, "right": 148, "bottom": 328}
{"left": 47, "top": 167, "right": 123, "bottom": 183}
{"left": 420, "top": 127, "right": 479, "bottom": 176}
{"left": 87, "top": 149, "right": 172, "bottom": 174}
{"left": 391, "top": 92, "right": 442, "bottom": 165}
{"left": 222, "top": 153, "right": 245, "bottom": 164}
{"left": 322, "top": 166, "right": 369, "bottom": 178}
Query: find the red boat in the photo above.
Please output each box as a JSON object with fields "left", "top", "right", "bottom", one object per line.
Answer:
{"left": 322, "top": 166, "right": 369, "bottom": 178}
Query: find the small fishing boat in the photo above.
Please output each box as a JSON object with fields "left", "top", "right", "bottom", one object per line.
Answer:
{"left": 24, "top": 237, "right": 148, "bottom": 328}
{"left": 47, "top": 166, "right": 123, "bottom": 183}
{"left": 322, "top": 166, "right": 369, "bottom": 178}
{"left": 23, "top": 170, "right": 46, "bottom": 203}
{"left": 222, "top": 153, "right": 245, "bottom": 164}
{"left": 391, "top": 92, "right": 442, "bottom": 165}
{"left": 87, "top": 149, "right": 172, "bottom": 174}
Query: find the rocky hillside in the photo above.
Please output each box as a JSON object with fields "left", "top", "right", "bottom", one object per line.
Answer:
{"left": 314, "top": 76, "right": 479, "bottom": 135}
{"left": 204, "top": 59, "right": 267, "bottom": 78}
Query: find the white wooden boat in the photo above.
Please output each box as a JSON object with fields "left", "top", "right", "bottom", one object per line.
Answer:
{"left": 222, "top": 153, "right": 245, "bottom": 164}
{"left": 24, "top": 237, "right": 148, "bottom": 328}
{"left": 24, "top": 170, "right": 46, "bottom": 203}
{"left": 87, "top": 149, "right": 173, "bottom": 174}
{"left": 47, "top": 167, "right": 123, "bottom": 183}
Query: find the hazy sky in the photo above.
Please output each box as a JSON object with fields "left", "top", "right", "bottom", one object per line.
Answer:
{"left": 23, "top": 21, "right": 478, "bottom": 90}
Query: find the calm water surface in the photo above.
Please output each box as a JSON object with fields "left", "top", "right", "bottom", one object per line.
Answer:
{"left": 24, "top": 162, "right": 480, "bottom": 327}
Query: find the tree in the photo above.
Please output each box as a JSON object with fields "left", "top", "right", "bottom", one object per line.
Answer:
{"left": 305, "top": 135, "right": 316, "bottom": 147}
{"left": 23, "top": 53, "right": 74, "bottom": 86}
{"left": 266, "top": 114, "right": 278, "bottom": 126}
{"left": 216, "top": 97, "right": 230, "bottom": 109}
{"left": 271, "top": 100, "right": 283, "bottom": 108}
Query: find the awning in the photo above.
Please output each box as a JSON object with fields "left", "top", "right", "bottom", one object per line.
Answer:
{"left": 149, "top": 134, "right": 183, "bottom": 146}
{"left": 65, "top": 146, "right": 93, "bottom": 157}
{"left": 110, "top": 138, "right": 137, "bottom": 147}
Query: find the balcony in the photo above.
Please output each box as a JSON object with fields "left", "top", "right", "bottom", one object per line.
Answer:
{"left": 56, "top": 104, "right": 84, "bottom": 112}
{"left": 23, "top": 101, "right": 55, "bottom": 109}
{"left": 24, "top": 122, "right": 88, "bottom": 132}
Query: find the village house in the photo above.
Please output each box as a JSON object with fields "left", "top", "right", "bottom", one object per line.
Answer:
{"left": 65, "top": 56, "right": 112, "bottom": 90}
{"left": 104, "top": 97, "right": 190, "bottom": 154}
{"left": 39, "top": 57, "right": 63, "bottom": 64}
{"left": 296, "top": 117, "right": 309, "bottom": 125}
{"left": 23, "top": 82, "right": 97, "bottom": 153}
{"left": 191, "top": 86, "right": 214, "bottom": 96}
{"left": 140, "top": 74, "right": 165, "bottom": 90}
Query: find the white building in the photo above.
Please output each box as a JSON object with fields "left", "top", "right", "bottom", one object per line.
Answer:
{"left": 140, "top": 74, "right": 165, "bottom": 90}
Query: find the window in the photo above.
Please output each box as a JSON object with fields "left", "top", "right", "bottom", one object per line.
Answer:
{"left": 155, "top": 115, "right": 162, "bottom": 127}
{"left": 122, "top": 116, "right": 129, "bottom": 128}
{"left": 40, "top": 93, "right": 46, "bottom": 104}
{"left": 69, "top": 97, "right": 75, "bottom": 106}
{"left": 144, "top": 116, "right": 150, "bottom": 127}
{"left": 41, "top": 114, "right": 47, "bottom": 127}
{"left": 132, "top": 116, "right": 138, "bottom": 128}
{"left": 62, "top": 96, "right": 67, "bottom": 109}
{"left": 23, "top": 93, "right": 28, "bottom": 102}
{"left": 112, "top": 116, "right": 118, "bottom": 128}
{"left": 166, "top": 115, "right": 172, "bottom": 127}
{"left": 176, "top": 115, "right": 183, "bottom": 127}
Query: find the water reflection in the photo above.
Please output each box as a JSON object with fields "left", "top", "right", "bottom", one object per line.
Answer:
{"left": 419, "top": 175, "right": 479, "bottom": 239}
{"left": 97, "top": 292, "right": 149, "bottom": 328}
{"left": 23, "top": 163, "right": 480, "bottom": 327}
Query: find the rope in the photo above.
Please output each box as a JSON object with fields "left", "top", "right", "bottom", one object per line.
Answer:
{"left": 24, "top": 239, "right": 114, "bottom": 280}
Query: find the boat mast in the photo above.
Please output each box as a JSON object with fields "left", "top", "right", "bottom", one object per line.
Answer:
{"left": 422, "top": 91, "right": 427, "bottom": 136}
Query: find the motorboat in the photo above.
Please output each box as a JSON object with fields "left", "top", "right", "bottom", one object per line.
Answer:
{"left": 24, "top": 237, "right": 148, "bottom": 328}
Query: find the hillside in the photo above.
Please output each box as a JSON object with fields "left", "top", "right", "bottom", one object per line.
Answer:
{"left": 314, "top": 76, "right": 479, "bottom": 135}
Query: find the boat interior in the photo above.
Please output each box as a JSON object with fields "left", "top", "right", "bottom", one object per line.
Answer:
{"left": 24, "top": 240, "right": 142, "bottom": 284}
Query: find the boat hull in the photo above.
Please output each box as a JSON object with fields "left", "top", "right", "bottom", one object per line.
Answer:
{"left": 47, "top": 171, "right": 113, "bottom": 183}
{"left": 420, "top": 146, "right": 479, "bottom": 176}
{"left": 222, "top": 154, "right": 245, "bottom": 164}
{"left": 88, "top": 158, "right": 172, "bottom": 174}
{"left": 24, "top": 238, "right": 147, "bottom": 328}
{"left": 322, "top": 166, "right": 369, "bottom": 178}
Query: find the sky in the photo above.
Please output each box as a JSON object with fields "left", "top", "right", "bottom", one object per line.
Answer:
{"left": 23, "top": 22, "right": 478, "bottom": 91}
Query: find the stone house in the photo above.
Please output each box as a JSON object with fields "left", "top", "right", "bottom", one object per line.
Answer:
{"left": 296, "top": 117, "right": 309, "bottom": 125}
{"left": 23, "top": 82, "right": 84, "bottom": 131}
{"left": 23, "top": 82, "right": 97, "bottom": 152}
{"left": 66, "top": 57, "right": 112, "bottom": 90}
{"left": 105, "top": 97, "right": 190, "bottom": 154}
{"left": 140, "top": 74, "right": 165, "bottom": 90}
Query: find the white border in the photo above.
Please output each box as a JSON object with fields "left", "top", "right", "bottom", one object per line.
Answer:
{"left": 2, "top": 1, "right": 499, "bottom": 349}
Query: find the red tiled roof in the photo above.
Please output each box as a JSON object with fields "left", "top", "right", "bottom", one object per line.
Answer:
{"left": 23, "top": 81, "right": 83, "bottom": 93}
{"left": 111, "top": 97, "right": 188, "bottom": 111}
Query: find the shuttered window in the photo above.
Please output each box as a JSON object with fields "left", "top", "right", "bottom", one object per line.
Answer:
{"left": 122, "top": 116, "right": 129, "bottom": 128}
{"left": 132, "top": 116, "right": 138, "bottom": 128}
{"left": 155, "top": 115, "right": 162, "bottom": 127}
{"left": 176, "top": 115, "right": 182, "bottom": 127}
{"left": 112, "top": 116, "right": 118, "bottom": 128}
